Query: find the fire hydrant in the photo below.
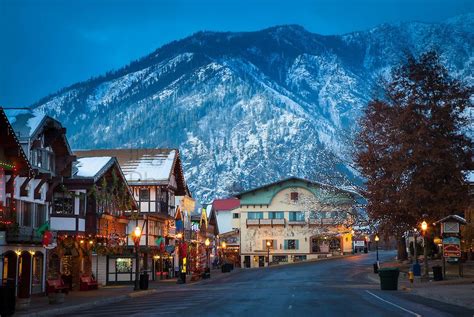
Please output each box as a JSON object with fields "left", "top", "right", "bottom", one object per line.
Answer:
{"left": 408, "top": 271, "right": 414, "bottom": 284}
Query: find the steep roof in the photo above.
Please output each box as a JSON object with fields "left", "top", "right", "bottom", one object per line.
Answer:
{"left": 3, "top": 107, "right": 72, "bottom": 156}
{"left": 74, "top": 157, "right": 115, "bottom": 181}
{"left": 74, "top": 148, "right": 189, "bottom": 195}
{"left": 0, "top": 107, "right": 34, "bottom": 176}
{"left": 3, "top": 108, "right": 47, "bottom": 140}
{"left": 212, "top": 198, "right": 240, "bottom": 211}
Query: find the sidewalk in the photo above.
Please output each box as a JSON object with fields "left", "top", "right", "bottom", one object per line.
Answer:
{"left": 367, "top": 260, "right": 474, "bottom": 310}
{"left": 14, "top": 268, "right": 233, "bottom": 317}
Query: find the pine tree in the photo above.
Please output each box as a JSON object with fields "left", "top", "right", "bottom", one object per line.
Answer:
{"left": 355, "top": 52, "right": 473, "bottom": 260}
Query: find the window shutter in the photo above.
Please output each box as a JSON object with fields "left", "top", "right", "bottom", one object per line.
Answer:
{"left": 284, "top": 240, "right": 288, "bottom": 250}
{"left": 273, "top": 240, "right": 277, "bottom": 249}
{"left": 295, "top": 240, "right": 299, "bottom": 250}
{"left": 262, "top": 240, "right": 266, "bottom": 250}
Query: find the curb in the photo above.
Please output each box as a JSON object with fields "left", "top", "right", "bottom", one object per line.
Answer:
{"left": 17, "top": 289, "right": 158, "bottom": 317}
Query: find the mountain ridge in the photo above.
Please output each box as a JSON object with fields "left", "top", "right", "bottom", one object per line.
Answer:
{"left": 27, "top": 15, "right": 473, "bottom": 202}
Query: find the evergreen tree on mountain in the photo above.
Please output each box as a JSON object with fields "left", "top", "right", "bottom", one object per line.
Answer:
{"left": 355, "top": 51, "right": 473, "bottom": 260}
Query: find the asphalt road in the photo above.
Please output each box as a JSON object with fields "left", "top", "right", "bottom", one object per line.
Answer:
{"left": 69, "top": 251, "right": 474, "bottom": 317}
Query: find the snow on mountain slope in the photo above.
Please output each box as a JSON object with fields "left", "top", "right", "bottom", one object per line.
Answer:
{"left": 30, "top": 15, "right": 473, "bottom": 202}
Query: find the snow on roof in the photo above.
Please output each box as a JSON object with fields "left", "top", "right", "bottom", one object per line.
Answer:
{"left": 74, "top": 149, "right": 177, "bottom": 184}
{"left": 122, "top": 150, "right": 176, "bottom": 182}
{"left": 4, "top": 108, "right": 46, "bottom": 139}
{"left": 75, "top": 157, "right": 113, "bottom": 178}
{"left": 467, "top": 171, "right": 474, "bottom": 183}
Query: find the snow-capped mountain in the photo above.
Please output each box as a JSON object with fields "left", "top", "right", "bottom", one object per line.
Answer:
{"left": 31, "top": 14, "right": 473, "bottom": 202}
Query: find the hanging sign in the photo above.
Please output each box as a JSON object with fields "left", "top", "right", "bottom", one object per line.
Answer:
{"left": 443, "top": 237, "right": 461, "bottom": 258}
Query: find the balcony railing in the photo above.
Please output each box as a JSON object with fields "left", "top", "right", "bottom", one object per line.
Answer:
{"left": 5, "top": 226, "right": 42, "bottom": 244}
{"left": 246, "top": 219, "right": 286, "bottom": 226}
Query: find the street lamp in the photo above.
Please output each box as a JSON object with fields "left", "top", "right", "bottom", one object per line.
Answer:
{"left": 205, "top": 238, "right": 210, "bottom": 269}
{"left": 133, "top": 226, "right": 142, "bottom": 291}
{"left": 421, "top": 219, "right": 429, "bottom": 278}
{"left": 221, "top": 241, "right": 227, "bottom": 264}
{"left": 374, "top": 235, "right": 380, "bottom": 265}
{"left": 266, "top": 240, "right": 271, "bottom": 266}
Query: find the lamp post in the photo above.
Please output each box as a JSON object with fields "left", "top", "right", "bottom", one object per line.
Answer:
{"left": 266, "top": 240, "right": 271, "bottom": 266}
{"left": 176, "top": 232, "right": 184, "bottom": 283}
{"left": 205, "top": 238, "right": 210, "bottom": 269}
{"left": 375, "top": 235, "right": 379, "bottom": 265}
{"left": 221, "top": 241, "right": 227, "bottom": 264}
{"left": 133, "top": 226, "right": 142, "bottom": 291}
{"left": 421, "top": 219, "right": 429, "bottom": 278}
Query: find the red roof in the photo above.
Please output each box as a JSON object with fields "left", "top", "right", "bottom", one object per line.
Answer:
{"left": 212, "top": 198, "right": 240, "bottom": 211}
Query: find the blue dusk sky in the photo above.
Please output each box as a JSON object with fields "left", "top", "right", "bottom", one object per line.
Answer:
{"left": 0, "top": 0, "right": 472, "bottom": 107}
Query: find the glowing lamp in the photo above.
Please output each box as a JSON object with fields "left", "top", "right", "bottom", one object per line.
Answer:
{"left": 205, "top": 238, "right": 210, "bottom": 246}
{"left": 134, "top": 226, "right": 142, "bottom": 238}
{"left": 421, "top": 221, "right": 428, "bottom": 232}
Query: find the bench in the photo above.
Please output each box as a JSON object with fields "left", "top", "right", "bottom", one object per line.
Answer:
{"left": 80, "top": 275, "right": 99, "bottom": 291}
{"left": 46, "top": 279, "right": 69, "bottom": 294}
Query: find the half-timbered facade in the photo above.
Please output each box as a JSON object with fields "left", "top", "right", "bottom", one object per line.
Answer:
{"left": 2, "top": 108, "right": 75, "bottom": 300}
{"left": 74, "top": 149, "right": 192, "bottom": 282}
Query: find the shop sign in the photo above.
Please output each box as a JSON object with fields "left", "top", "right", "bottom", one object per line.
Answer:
{"left": 443, "top": 237, "right": 461, "bottom": 258}
{"left": 353, "top": 240, "right": 365, "bottom": 247}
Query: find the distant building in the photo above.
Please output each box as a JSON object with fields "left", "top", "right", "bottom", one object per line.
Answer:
{"left": 233, "top": 177, "right": 359, "bottom": 268}
{"left": 212, "top": 198, "right": 240, "bottom": 234}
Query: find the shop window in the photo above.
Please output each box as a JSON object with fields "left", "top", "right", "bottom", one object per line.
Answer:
{"left": 294, "top": 255, "right": 307, "bottom": 262}
{"left": 272, "top": 255, "right": 288, "bottom": 263}
{"left": 116, "top": 258, "right": 132, "bottom": 273}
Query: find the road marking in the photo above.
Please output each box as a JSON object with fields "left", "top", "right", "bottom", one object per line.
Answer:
{"left": 365, "top": 290, "right": 421, "bottom": 317}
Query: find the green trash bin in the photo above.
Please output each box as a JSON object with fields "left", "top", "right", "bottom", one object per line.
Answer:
{"left": 378, "top": 268, "right": 399, "bottom": 290}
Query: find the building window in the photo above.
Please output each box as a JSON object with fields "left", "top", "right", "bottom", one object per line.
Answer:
{"left": 232, "top": 213, "right": 240, "bottom": 219}
{"left": 290, "top": 192, "right": 299, "bottom": 201}
{"left": 272, "top": 255, "right": 288, "bottom": 263}
{"left": 139, "top": 189, "right": 150, "bottom": 201}
{"left": 31, "top": 148, "right": 55, "bottom": 171}
{"left": 53, "top": 193, "right": 74, "bottom": 215}
{"left": 268, "top": 212, "right": 284, "bottom": 219}
{"left": 284, "top": 239, "right": 299, "bottom": 250}
{"left": 78, "top": 192, "right": 86, "bottom": 216}
{"left": 294, "top": 255, "right": 307, "bottom": 262}
{"left": 19, "top": 201, "right": 32, "bottom": 227}
{"left": 35, "top": 204, "right": 46, "bottom": 227}
{"left": 248, "top": 212, "right": 263, "bottom": 219}
{"left": 263, "top": 239, "right": 276, "bottom": 249}
{"left": 116, "top": 258, "right": 132, "bottom": 273}
{"left": 289, "top": 212, "right": 305, "bottom": 222}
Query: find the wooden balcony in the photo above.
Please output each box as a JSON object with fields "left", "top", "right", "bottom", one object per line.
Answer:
{"left": 288, "top": 220, "right": 306, "bottom": 225}
{"left": 5, "top": 226, "right": 42, "bottom": 244}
